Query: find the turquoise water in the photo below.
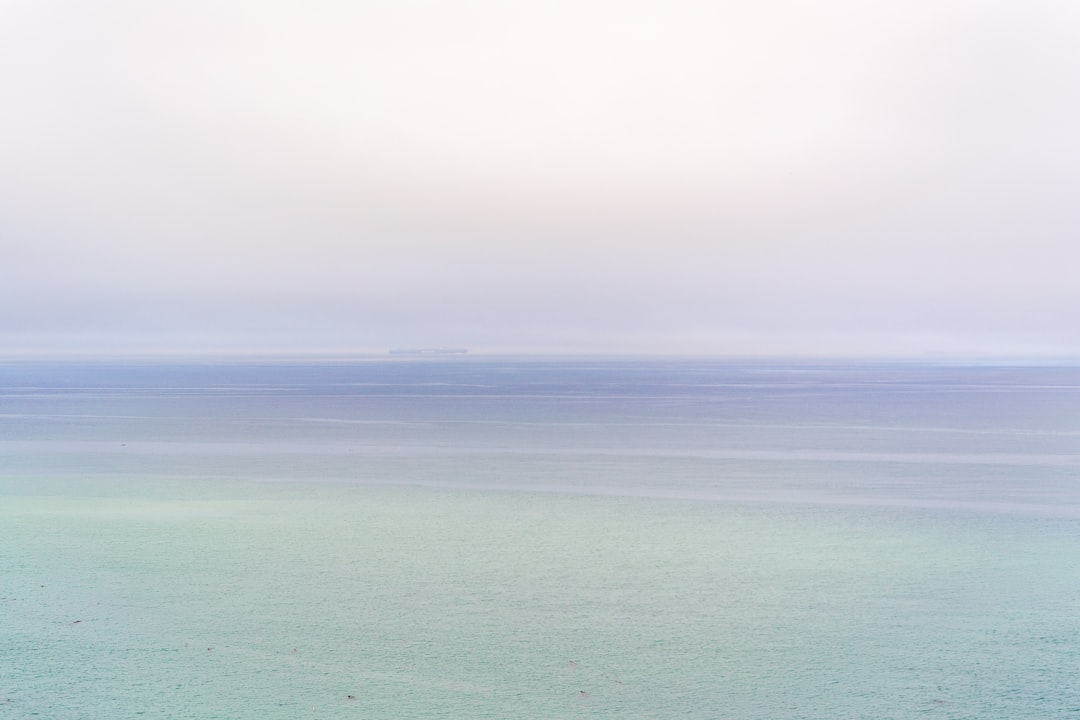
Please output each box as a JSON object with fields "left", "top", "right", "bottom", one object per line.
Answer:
{"left": 2, "top": 359, "right": 1079, "bottom": 718}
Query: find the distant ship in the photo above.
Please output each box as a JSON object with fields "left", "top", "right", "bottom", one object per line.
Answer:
{"left": 388, "top": 348, "right": 468, "bottom": 355}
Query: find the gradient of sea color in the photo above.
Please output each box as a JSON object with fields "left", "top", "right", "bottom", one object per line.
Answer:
{"left": 2, "top": 358, "right": 1079, "bottom": 720}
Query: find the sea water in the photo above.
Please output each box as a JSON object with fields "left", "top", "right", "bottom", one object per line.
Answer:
{"left": 1, "top": 358, "right": 1078, "bottom": 719}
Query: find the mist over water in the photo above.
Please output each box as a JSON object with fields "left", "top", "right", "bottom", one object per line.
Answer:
{"left": 3, "top": 358, "right": 1079, "bottom": 718}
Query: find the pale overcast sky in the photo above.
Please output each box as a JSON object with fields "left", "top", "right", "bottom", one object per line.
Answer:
{"left": 3, "top": 0, "right": 1079, "bottom": 355}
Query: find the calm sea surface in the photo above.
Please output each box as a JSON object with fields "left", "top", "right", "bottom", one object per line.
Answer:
{"left": 2, "top": 358, "right": 1078, "bottom": 719}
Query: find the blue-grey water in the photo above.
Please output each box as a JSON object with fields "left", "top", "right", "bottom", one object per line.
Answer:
{"left": 2, "top": 357, "right": 1078, "bottom": 719}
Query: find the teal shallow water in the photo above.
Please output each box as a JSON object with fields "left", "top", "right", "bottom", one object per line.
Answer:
{"left": 4, "top": 478, "right": 1078, "bottom": 719}
{"left": 2, "top": 359, "right": 1079, "bottom": 718}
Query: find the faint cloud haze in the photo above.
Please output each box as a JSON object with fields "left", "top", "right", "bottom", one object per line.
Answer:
{"left": 2, "top": 0, "right": 1079, "bottom": 356}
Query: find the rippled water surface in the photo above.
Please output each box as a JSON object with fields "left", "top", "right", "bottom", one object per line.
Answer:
{"left": 2, "top": 358, "right": 1079, "bottom": 719}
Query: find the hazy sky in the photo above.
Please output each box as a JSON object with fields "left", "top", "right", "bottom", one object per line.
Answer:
{"left": 3, "top": 0, "right": 1079, "bottom": 355}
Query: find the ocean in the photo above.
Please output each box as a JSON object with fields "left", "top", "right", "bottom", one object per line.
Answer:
{"left": 2, "top": 357, "right": 1078, "bottom": 719}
